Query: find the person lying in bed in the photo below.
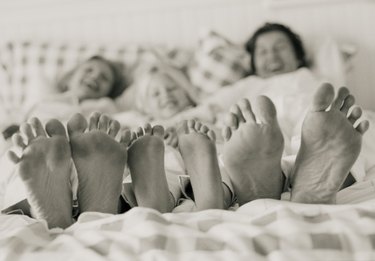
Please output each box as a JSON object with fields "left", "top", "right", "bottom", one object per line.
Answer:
{"left": 156, "top": 22, "right": 371, "bottom": 191}
{"left": 2, "top": 55, "right": 126, "bottom": 141}
{"left": 115, "top": 64, "right": 236, "bottom": 212}
{"left": 112, "top": 57, "right": 203, "bottom": 147}
{"left": 130, "top": 63, "right": 198, "bottom": 147}
{"left": 161, "top": 22, "right": 316, "bottom": 151}
{"left": 3, "top": 82, "right": 368, "bottom": 229}
{"left": 23, "top": 55, "right": 126, "bottom": 124}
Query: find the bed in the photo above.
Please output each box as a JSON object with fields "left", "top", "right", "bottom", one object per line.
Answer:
{"left": 1, "top": 199, "right": 375, "bottom": 260}
{"left": 1, "top": 0, "right": 375, "bottom": 260}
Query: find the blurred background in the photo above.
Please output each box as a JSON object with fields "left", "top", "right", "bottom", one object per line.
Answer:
{"left": 0, "top": 0, "right": 374, "bottom": 109}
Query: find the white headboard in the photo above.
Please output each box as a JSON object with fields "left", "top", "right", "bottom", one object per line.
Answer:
{"left": 0, "top": 0, "right": 374, "bottom": 110}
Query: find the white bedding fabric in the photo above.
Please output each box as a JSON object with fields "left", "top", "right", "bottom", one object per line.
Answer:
{"left": 1, "top": 199, "right": 375, "bottom": 261}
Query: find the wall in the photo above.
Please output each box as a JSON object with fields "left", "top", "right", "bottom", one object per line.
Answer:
{"left": 0, "top": 0, "right": 374, "bottom": 109}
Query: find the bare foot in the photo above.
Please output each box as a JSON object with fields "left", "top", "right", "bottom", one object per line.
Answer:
{"left": 222, "top": 97, "right": 284, "bottom": 205}
{"left": 177, "top": 120, "right": 224, "bottom": 210}
{"left": 127, "top": 124, "right": 175, "bottom": 213}
{"left": 291, "top": 83, "right": 369, "bottom": 204}
{"left": 8, "top": 118, "right": 73, "bottom": 228}
{"left": 67, "top": 112, "right": 127, "bottom": 214}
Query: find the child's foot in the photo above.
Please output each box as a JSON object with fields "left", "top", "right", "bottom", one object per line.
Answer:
{"left": 291, "top": 83, "right": 369, "bottom": 204}
{"left": 127, "top": 124, "right": 174, "bottom": 213}
{"left": 67, "top": 112, "right": 127, "bottom": 214}
{"left": 8, "top": 118, "right": 73, "bottom": 228}
{"left": 222, "top": 97, "right": 284, "bottom": 205}
{"left": 177, "top": 120, "right": 224, "bottom": 210}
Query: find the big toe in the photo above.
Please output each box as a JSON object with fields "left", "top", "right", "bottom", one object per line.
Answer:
{"left": 67, "top": 113, "right": 88, "bottom": 137}
{"left": 311, "top": 83, "right": 335, "bottom": 112}
{"left": 46, "top": 119, "right": 67, "bottom": 137}
{"left": 152, "top": 125, "right": 165, "bottom": 139}
{"left": 255, "top": 95, "right": 277, "bottom": 124}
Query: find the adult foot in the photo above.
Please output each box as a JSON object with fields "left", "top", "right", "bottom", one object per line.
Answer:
{"left": 127, "top": 124, "right": 174, "bottom": 213}
{"left": 8, "top": 118, "right": 73, "bottom": 228}
{"left": 290, "top": 83, "right": 369, "bottom": 204}
{"left": 177, "top": 120, "right": 224, "bottom": 210}
{"left": 67, "top": 112, "right": 127, "bottom": 214}
{"left": 222, "top": 97, "right": 284, "bottom": 205}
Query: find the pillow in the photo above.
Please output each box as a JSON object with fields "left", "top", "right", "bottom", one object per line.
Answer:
{"left": 187, "top": 30, "right": 251, "bottom": 99}
{"left": 308, "top": 37, "right": 357, "bottom": 88}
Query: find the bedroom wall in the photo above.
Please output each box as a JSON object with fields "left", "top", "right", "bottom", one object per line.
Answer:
{"left": 0, "top": 0, "right": 374, "bottom": 110}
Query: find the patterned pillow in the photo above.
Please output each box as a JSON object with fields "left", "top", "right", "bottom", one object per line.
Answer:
{"left": 188, "top": 31, "right": 251, "bottom": 99}
{"left": 309, "top": 37, "right": 357, "bottom": 88}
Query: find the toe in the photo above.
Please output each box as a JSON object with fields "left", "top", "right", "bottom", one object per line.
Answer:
{"left": 20, "top": 123, "right": 35, "bottom": 142}
{"left": 348, "top": 107, "right": 362, "bottom": 125}
{"left": 67, "top": 113, "right": 88, "bottom": 137}
{"left": 222, "top": 126, "right": 232, "bottom": 141}
{"left": 130, "top": 131, "right": 137, "bottom": 143}
{"left": 311, "top": 83, "right": 335, "bottom": 112}
{"left": 120, "top": 129, "right": 132, "bottom": 146}
{"left": 356, "top": 120, "right": 369, "bottom": 134}
{"left": 98, "top": 115, "right": 110, "bottom": 132}
{"left": 108, "top": 120, "right": 121, "bottom": 138}
{"left": 207, "top": 130, "right": 216, "bottom": 141}
{"left": 255, "top": 96, "right": 277, "bottom": 124}
{"left": 45, "top": 119, "right": 67, "bottom": 137}
{"left": 194, "top": 121, "right": 202, "bottom": 132}
{"left": 88, "top": 112, "right": 101, "bottom": 130}
{"left": 340, "top": 95, "right": 355, "bottom": 116}
{"left": 230, "top": 104, "right": 246, "bottom": 123}
{"left": 200, "top": 125, "right": 209, "bottom": 134}
{"left": 136, "top": 126, "right": 144, "bottom": 137}
{"left": 7, "top": 150, "right": 20, "bottom": 164}
{"left": 143, "top": 123, "right": 152, "bottom": 135}
{"left": 238, "top": 99, "right": 256, "bottom": 122}
{"left": 332, "top": 87, "right": 350, "bottom": 110}
{"left": 29, "top": 118, "right": 46, "bottom": 137}
{"left": 12, "top": 133, "right": 26, "bottom": 149}
{"left": 152, "top": 125, "right": 165, "bottom": 138}
{"left": 187, "top": 119, "right": 196, "bottom": 132}
{"left": 224, "top": 112, "right": 239, "bottom": 131}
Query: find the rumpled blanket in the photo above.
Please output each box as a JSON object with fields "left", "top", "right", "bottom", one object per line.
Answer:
{"left": 1, "top": 199, "right": 375, "bottom": 261}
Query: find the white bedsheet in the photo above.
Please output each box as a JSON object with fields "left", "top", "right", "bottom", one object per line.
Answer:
{"left": 1, "top": 199, "right": 375, "bottom": 261}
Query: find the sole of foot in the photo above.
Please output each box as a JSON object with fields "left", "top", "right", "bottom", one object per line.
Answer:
{"left": 290, "top": 83, "right": 369, "bottom": 204}
{"left": 8, "top": 117, "right": 73, "bottom": 228}
{"left": 177, "top": 119, "right": 224, "bottom": 210}
{"left": 127, "top": 123, "right": 175, "bottom": 213}
{"left": 222, "top": 97, "right": 285, "bottom": 206}
{"left": 67, "top": 112, "right": 126, "bottom": 214}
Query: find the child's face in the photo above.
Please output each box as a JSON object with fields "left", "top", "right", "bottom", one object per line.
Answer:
{"left": 69, "top": 59, "right": 114, "bottom": 100}
{"left": 254, "top": 31, "right": 299, "bottom": 78}
{"left": 147, "top": 74, "right": 192, "bottom": 119}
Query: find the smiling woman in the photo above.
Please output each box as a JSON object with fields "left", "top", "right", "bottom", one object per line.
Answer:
{"left": 245, "top": 23, "right": 308, "bottom": 78}
{"left": 14, "top": 55, "right": 128, "bottom": 125}
{"left": 57, "top": 56, "right": 126, "bottom": 102}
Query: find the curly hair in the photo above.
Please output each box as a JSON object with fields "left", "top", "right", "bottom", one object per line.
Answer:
{"left": 245, "top": 22, "right": 308, "bottom": 74}
{"left": 56, "top": 55, "right": 126, "bottom": 99}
